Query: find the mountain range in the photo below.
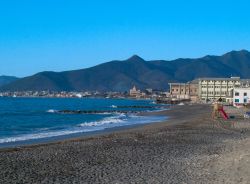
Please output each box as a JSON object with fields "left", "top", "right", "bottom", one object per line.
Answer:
{"left": 0, "top": 76, "right": 19, "bottom": 87}
{"left": 1, "top": 50, "right": 250, "bottom": 92}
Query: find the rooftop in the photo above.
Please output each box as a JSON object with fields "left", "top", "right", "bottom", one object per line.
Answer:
{"left": 198, "top": 77, "right": 242, "bottom": 81}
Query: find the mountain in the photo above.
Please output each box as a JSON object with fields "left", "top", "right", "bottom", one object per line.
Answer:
{"left": 1, "top": 50, "right": 250, "bottom": 92}
{"left": 0, "top": 76, "right": 19, "bottom": 87}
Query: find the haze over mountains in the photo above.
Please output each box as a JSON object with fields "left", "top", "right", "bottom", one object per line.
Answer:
{"left": 1, "top": 50, "right": 250, "bottom": 92}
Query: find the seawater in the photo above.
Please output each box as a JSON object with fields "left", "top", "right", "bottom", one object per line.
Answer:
{"left": 0, "top": 98, "right": 167, "bottom": 146}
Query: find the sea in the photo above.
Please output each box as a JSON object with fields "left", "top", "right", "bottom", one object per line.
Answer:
{"left": 0, "top": 98, "right": 167, "bottom": 147}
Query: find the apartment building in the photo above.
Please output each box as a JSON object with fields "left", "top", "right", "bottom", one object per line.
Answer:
{"left": 198, "top": 77, "right": 246, "bottom": 102}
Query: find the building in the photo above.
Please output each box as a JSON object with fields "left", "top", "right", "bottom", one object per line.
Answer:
{"left": 168, "top": 80, "right": 199, "bottom": 101}
{"left": 129, "top": 86, "right": 145, "bottom": 98}
{"left": 130, "top": 86, "right": 140, "bottom": 96}
{"left": 169, "top": 77, "right": 250, "bottom": 103}
{"left": 198, "top": 77, "right": 243, "bottom": 102}
{"left": 233, "top": 87, "right": 250, "bottom": 106}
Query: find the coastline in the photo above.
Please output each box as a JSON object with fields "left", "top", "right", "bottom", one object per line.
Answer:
{"left": 0, "top": 103, "right": 201, "bottom": 150}
{"left": 0, "top": 109, "right": 168, "bottom": 149}
{"left": 0, "top": 97, "right": 167, "bottom": 148}
{"left": 1, "top": 104, "right": 250, "bottom": 183}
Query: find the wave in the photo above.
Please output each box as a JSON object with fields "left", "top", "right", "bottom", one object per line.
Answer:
{"left": 110, "top": 105, "right": 117, "bottom": 108}
{"left": 47, "top": 109, "right": 115, "bottom": 115}
{"left": 0, "top": 114, "right": 166, "bottom": 144}
{"left": 94, "top": 112, "right": 113, "bottom": 115}
{"left": 0, "top": 114, "right": 127, "bottom": 144}
{"left": 46, "top": 109, "right": 121, "bottom": 115}
{"left": 79, "top": 114, "right": 126, "bottom": 127}
{"left": 47, "top": 109, "right": 58, "bottom": 113}
{"left": 0, "top": 129, "right": 93, "bottom": 144}
{"left": 147, "top": 108, "right": 169, "bottom": 112}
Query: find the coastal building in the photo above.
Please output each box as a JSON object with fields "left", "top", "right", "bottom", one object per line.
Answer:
{"left": 130, "top": 86, "right": 140, "bottom": 96}
{"left": 168, "top": 80, "right": 199, "bottom": 102}
{"left": 129, "top": 86, "right": 145, "bottom": 98}
{"left": 169, "top": 77, "right": 250, "bottom": 103}
{"left": 198, "top": 77, "right": 243, "bottom": 102}
{"left": 233, "top": 87, "right": 250, "bottom": 106}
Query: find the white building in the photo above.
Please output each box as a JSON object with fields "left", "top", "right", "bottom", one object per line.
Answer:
{"left": 233, "top": 87, "right": 250, "bottom": 106}
{"left": 198, "top": 77, "right": 243, "bottom": 102}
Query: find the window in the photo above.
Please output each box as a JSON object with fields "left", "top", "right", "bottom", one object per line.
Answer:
{"left": 235, "top": 99, "right": 239, "bottom": 103}
{"left": 244, "top": 92, "right": 247, "bottom": 96}
{"left": 235, "top": 92, "right": 239, "bottom": 96}
{"left": 176, "top": 89, "right": 178, "bottom": 92}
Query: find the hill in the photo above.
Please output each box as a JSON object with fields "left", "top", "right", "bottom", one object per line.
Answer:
{"left": 0, "top": 76, "right": 19, "bottom": 87}
{"left": 1, "top": 50, "right": 250, "bottom": 92}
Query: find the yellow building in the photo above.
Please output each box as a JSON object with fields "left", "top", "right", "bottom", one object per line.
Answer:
{"left": 129, "top": 86, "right": 142, "bottom": 98}
{"left": 168, "top": 80, "right": 199, "bottom": 101}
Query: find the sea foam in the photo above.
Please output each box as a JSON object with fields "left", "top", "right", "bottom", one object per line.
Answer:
{"left": 47, "top": 109, "right": 58, "bottom": 113}
{"left": 0, "top": 113, "right": 166, "bottom": 144}
{"left": 79, "top": 114, "right": 126, "bottom": 127}
{"left": 0, "top": 114, "right": 127, "bottom": 144}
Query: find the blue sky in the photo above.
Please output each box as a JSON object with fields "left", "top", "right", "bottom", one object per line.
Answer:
{"left": 0, "top": 0, "right": 250, "bottom": 77}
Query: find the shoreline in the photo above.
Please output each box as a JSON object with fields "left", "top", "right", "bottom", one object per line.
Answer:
{"left": 0, "top": 103, "right": 198, "bottom": 150}
{"left": 0, "top": 108, "right": 168, "bottom": 149}
{"left": 1, "top": 104, "right": 250, "bottom": 183}
{"left": 0, "top": 104, "right": 210, "bottom": 151}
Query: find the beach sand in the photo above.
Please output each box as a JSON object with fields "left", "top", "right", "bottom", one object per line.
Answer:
{"left": 0, "top": 104, "right": 250, "bottom": 183}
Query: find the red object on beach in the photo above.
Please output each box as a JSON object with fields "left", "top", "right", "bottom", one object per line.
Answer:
{"left": 219, "top": 107, "right": 229, "bottom": 120}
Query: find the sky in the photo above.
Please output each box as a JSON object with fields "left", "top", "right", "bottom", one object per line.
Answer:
{"left": 0, "top": 0, "right": 250, "bottom": 77}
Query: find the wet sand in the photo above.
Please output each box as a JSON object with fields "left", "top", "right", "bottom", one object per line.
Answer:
{"left": 0, "top": 104, "right": 250, "bottom": 183}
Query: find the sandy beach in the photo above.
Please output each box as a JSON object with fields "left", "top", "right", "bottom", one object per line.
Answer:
{"left": 1, "top": 104, "right": 250, "bottom": 183}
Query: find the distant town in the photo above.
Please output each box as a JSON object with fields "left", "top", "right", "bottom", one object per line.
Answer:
{"left": 1, "top": 76, "right": 250, "bottom": 107}
{"left": 0, "top": 88, "right": 167, "bottom": 100}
